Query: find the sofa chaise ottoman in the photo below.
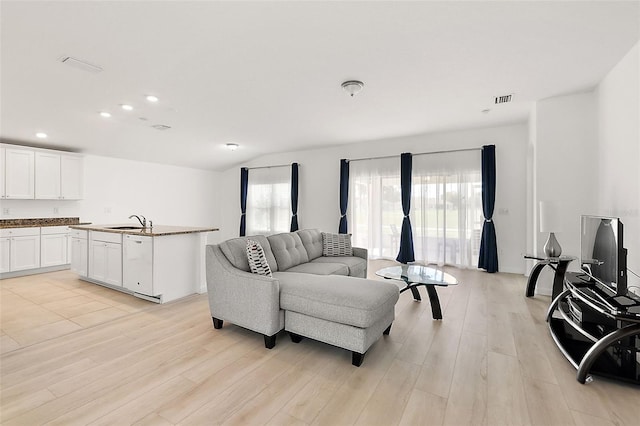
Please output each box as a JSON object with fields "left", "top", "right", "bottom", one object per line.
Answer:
{"left": 205, "top": 229, "right": 399, "bottom": 366}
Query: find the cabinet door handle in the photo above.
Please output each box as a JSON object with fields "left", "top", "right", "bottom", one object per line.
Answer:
{"left": 134, "top": 241, "right": 142, "bottom": 244}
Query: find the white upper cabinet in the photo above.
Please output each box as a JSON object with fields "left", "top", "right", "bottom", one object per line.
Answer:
{"left": 61, "top": 154, "right": 83, "bottom": 199}
{"left": 1, "top": 147, "right": 6, "bottom": 199}
{"left": 35, "top": 151, "right": 61, "bottom": 199}
{"left": 5, "top": 148, "right": 35, "bottom": 199}
{"left": 2, "top": 144, "right": 83, "bottom": 200}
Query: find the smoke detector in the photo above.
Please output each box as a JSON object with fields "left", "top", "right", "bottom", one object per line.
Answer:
{"left": 59, "top": 56, "right": 103, "bottom": 74}
{"left": 341, "top": 80, "right": 364, "bottom": 97}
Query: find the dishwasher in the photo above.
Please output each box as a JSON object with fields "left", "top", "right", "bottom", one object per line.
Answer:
{"left": 123, "top": 234, "right": 154, "bottom": 297}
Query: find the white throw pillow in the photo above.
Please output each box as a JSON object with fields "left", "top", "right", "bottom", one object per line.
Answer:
{"left": 246, "top": 239, "right": 272, "bottom": 277}
{"left": 322, "top": 232, "right": 353, "bottom": 256}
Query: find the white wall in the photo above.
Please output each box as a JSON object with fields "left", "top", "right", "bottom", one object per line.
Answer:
{"left": 2, "top": 154, "right": 223, "bottom": 243}
{"left": 219, "top": 123, "right": 529, "bottom": 274}
{"left": 595, "top": 42, "right": 640, "bottom": 289}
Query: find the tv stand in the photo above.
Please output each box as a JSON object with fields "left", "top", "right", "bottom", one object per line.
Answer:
{"left": 547, "top": 272, "right": 640, "bottom": 384}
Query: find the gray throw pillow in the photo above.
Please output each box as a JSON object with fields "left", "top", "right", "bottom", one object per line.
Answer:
{"left": 246, "top": 239, "right": 273, "bottom": 277}
{"left": 322, "top": 232, "right": 353, "bottom": 256}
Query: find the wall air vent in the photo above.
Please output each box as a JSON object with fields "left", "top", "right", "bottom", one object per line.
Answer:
{"left": 151, "top": 124, "right": 171, "bottom": 131}
{"left": 494, "top": 94, "right": 513, "bottom": 104}
{"left": 59, "top": 56, "right": 103, "bottom": 73}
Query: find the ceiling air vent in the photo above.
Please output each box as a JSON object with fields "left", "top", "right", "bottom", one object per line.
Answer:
{"left": 151, "top": 124, "right": 171, "bottom": 131}
{"left": 494, "top": 94, "right": 513, "bottom": 104}
{"left": 59, "top": 56, "right": 103, "bottom": 73}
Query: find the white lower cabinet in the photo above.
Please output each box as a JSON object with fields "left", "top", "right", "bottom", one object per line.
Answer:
{"left": 89, "top": 231, "right": 122, "bottom": 287}
{"left": 40, "top": 226, "right": 70, "bottom": 267}
{"left": 70, "top": 229, "right": 88, "bottom": 277}
{"left": 0, "top": 227, "right": 41, "bottom": 272}
{"left": 0, "top": 236, "right": 10, "bottom": 273}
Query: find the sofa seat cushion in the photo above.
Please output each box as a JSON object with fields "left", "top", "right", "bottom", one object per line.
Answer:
{"left": 285, "top": 262, "right": 349, "bottom": 276}
{"left": 276, "top": 272, "right": 399, "bottom": 329}
{"left": 219, "top": 235, "right": 278, "bottom": 272}
{"left": 310, "top": 256, "right": 367, "bottom": 278}
{"left": 267, "top": 232, "right": 309, "bottom": 271}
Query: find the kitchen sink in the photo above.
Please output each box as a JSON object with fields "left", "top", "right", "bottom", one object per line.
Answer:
{"left": 107, "top": 226, "right": 144, "bottom": 230}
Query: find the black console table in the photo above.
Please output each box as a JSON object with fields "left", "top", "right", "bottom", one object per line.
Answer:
{"left": 547, "top": 272, "right": 640, "bottom": 384}
{"left": 524, "top": 255, "right": 576, "bottom": 299}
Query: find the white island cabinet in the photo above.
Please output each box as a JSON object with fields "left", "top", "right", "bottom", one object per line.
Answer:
{"left": 89, "top": 231, "right": 122, "bottom": 287}
{"left": 71, "top": 224, "right": 217, "bottom": 303}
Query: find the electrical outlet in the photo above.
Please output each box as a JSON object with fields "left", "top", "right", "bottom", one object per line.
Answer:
{"left": 497, "top": 207, "right": 509, "bottom": 215}
{"left": 53, "top": 207, "right": 59, "bottom": 214}
{"left": 2, "top": 207, "right": 9, "bottom": 215}
{"left": 104, "top": 207, "right": 112, "bottom": 214}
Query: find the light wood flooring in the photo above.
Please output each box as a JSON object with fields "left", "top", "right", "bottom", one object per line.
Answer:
{"left": 1, "top": 262, "right": 639, "bottom": 425}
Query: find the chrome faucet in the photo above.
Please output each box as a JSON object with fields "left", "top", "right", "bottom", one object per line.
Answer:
{"left": 129, "top": 214, "right": 146, "bottom": 228}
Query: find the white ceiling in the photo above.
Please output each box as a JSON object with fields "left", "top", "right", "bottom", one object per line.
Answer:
{"left": 1, "top": 1, "right": 638, "bottom": 171}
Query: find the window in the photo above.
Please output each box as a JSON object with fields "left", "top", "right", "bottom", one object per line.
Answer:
{"left": 246, "top": 167, "right": 290, "bottom": 236}
{"left": 411, "top": 150, "right": 483, "bottom": 267}
{"left": 349, "top": 157, "right": 402, "bottom": 259}
{"left": 349, "top": 150, "right": 482, "bottom": 268}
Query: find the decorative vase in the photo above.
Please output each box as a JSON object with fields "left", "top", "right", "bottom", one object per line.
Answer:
{"left": 544, "top": 232, "right": 562, "bottom": 258}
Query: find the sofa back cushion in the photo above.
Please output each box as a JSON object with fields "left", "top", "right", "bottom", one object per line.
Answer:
{"left": 296, "top": 229, "right": 323, "bottom": 260}
{"left": 219, "top": 235, "right": 278, "bottom": 272}
{"left": 267, "top": 232, "right": 309, "bottom": 271}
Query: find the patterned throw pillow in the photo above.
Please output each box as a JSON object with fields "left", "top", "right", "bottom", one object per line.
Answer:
{"left": 322, "top": 232, "right": 353, "bottom": 256}
{"left": 246, "top": 239, "right": 272, "bottom": 277}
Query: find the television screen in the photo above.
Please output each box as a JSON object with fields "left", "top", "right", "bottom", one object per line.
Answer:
{"left": 580, "top": 215, "right": 626, "bottom": 294}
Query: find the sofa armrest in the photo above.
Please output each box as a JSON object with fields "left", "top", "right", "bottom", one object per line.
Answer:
{"left": 353, "top": 246, "right": 368, "bottom": 260}
{"left": 353, "top": 246, "right": 368, "bottom": 277}
{"left": 206, "top": 245, "right": 283, "bottom": 336}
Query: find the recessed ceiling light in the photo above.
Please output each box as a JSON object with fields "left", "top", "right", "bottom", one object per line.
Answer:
{"left": 36, "top": 132, "right": 48, "bottom": 138}
{"left": 146, "top": 95, "right": 159, "bottom": 102}
{"left": 100, "top": 111, "right": 112, "bottom": 118}
{"left": 226, "top": 143, "right": 239, "bottom": 151}
{"left": 121, "top": 104, "right": 133, "bottom": 111}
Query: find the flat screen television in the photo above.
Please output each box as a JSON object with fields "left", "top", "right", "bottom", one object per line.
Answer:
{"left": 580, "top": 215, "right": 627, "bottom": 296}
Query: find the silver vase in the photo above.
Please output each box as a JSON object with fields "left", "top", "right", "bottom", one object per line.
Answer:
{"left": 544, "top": 232, "right": 562, "bottom": 258}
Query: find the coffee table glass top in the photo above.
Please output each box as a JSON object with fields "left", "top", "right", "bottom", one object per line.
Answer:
{"left": 376, "top": 264, "right": 458, "bottom": 287}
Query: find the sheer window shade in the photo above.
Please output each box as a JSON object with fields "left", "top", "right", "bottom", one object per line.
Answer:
{"left": 246, "top": 167, "right": 291, "bottom": 236}
{"left": 349, "top": 157, "right": 402, "bottom": 259}
{"left": 412, "top": 150, "right": 483, "bottom": 267}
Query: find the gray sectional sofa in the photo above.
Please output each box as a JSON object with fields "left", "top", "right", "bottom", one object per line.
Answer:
{"left": 205, "top": 229, "right": 399, "bottom": 366}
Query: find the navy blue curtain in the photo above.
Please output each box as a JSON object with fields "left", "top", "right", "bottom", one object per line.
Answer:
{"left": 339, "top": 159, "right": 349, "bottom": 234}
{"left": 239, "top": 167, "right": 248, "bottom": 237}
{"left": 396, "top": 153, "right": 415, "bottom": 263}
{"left": 478, "top": 145, "right": 498, "bottom": 272}
{"left": 290, "top": 163, "right": 299, "bottom": 231}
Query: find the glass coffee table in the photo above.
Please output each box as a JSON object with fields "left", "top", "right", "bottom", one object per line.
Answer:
{"left": 376, "top": 264, "right": 458, "bottom": 320}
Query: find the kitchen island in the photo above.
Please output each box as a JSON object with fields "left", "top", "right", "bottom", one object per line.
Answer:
{"left": 69, "top": 224, "right": 218, "bottom": 303}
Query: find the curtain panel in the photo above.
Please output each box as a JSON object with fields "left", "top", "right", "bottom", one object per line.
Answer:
{"left": 478, "top": 144, "right": 498, "bottom": 273}
{"left": 396, "top": 153, "right": 415, "bottom": 263}
{"left": 339, "top": 159, "right": 349, "bottom": 234}
{"left": 290, "top": 163, "right": 299, "bottom": 232}
{"left": 239, "top": 167, "right": 248, "bottom": 237}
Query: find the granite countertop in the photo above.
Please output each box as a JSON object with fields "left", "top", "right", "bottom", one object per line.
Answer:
{"left": 0, "top": 217, "right": 88, "bottom": 229}
{"left": 68, "top": 223, "right": 219, "bottom": 237}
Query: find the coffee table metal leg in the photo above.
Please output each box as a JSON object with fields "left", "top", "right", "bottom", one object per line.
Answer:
{"left": 425, "top": 285, "right": 442, "bottom": 319}
{"left": 409, "top": 285, "right": 422, "bottom": 301}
